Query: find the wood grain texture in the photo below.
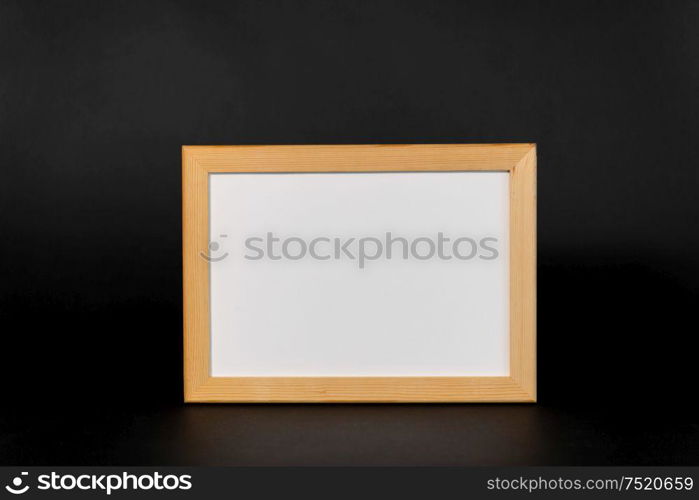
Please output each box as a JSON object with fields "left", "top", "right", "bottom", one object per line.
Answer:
{"left": 188, "top": 376, "right": 533, "bottom": 403}
{"left": 182, "top": 147, "right": 210, "bottom": 400}
{"left": 184, "top": 144, "right": 533, "bottom": 173}
{"left": 182, "top": 144, "right": 536, "bottom": 402}
{"left": 509, "top": 146, "right": 537, "bottom": 401}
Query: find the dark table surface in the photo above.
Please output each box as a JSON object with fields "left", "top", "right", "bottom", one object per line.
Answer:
{"left": 2, "top": 402, "right": 697, "bottom": 466}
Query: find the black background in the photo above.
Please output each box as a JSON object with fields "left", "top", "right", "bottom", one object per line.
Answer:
{"left": 1, "top": 0, "right": 698, "bottom": 465}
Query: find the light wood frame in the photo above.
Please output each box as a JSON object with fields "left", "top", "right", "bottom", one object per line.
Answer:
{"left": 183, "top": 144, "right": 536, "bottom": 402}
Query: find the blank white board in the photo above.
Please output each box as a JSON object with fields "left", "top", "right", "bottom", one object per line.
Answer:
{"left": 208, "top": 171, "right": 509, "bottom": 376}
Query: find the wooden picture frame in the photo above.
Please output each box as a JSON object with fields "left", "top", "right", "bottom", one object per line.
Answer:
{"left": 183, "top": 144, "right": 536, "bottom": 402}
